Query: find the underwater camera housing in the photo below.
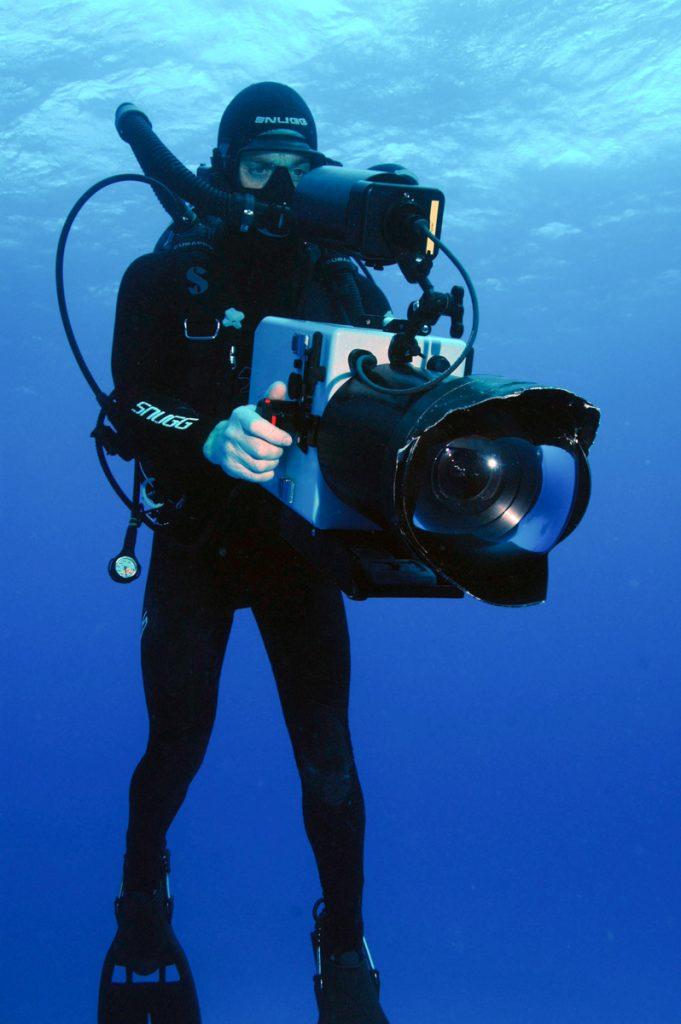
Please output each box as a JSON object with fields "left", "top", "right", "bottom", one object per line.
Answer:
{"left": 56, "top": 102, "right": 600, "bottom": 600}
{"left": 249, "top": 319, "right": 598, "bottom": 607}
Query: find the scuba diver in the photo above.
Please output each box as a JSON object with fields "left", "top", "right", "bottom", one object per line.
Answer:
{"left": 98, "top": 81, "right": 393, "bottom": 1024}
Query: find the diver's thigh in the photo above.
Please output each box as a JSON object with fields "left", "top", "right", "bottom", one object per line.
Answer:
{"left": 141, "top": 531, "right": 234, "bottom": 726}
{"left": 250, "top": 543, "right": 359, "bottom": 797}
{"left": 250, "top": 541, "right": 351, "bottom": 711}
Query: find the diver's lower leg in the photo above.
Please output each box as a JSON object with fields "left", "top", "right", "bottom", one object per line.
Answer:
{"left": 299, "top": 750, "right": 367, "bottom": 956}
{"left": 124, "top": 717, "right": 215, "bottom": 888}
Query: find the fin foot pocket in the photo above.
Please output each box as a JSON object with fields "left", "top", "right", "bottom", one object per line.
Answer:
{"left": 311, "top": 899, "right": 391, "bottom": 1024}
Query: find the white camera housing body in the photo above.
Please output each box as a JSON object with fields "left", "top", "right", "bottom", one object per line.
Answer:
{"left": 248, "top": 317, "right": 467, "bottom": 530}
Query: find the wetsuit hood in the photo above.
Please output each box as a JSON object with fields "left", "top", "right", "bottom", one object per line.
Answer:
{"left": 215, "top": 81, "right": 336, "bottom": 188}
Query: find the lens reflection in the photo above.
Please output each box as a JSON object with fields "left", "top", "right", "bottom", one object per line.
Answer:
{"left": 433, "top": 444, "right": 495, "bottom": 502}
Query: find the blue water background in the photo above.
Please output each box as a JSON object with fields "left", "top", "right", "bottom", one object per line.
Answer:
{"left": 2, "top": 2, "right": 680, "bottom": 1021}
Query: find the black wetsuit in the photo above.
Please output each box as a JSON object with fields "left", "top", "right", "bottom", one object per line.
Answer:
{"left": 110, "top": 229, "right": 391, "bottom": 955}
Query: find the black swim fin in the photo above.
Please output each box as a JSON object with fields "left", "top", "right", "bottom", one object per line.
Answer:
{"left": 310, "top": 898, "right": 391, "bottom": 1024}
{"left": 98, "top": 848, "right": 202, "bottom": 1024}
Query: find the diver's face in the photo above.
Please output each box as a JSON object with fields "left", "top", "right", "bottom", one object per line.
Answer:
{"left": 238, "top": 150, "right": 312, "bottom": 190}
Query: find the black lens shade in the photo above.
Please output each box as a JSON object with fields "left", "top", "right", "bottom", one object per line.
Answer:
{"left": 316, "top": 365, "right": 599, "bottom": 605}
{"left": 412, "top": 435, "right": 579, "bottom": 554}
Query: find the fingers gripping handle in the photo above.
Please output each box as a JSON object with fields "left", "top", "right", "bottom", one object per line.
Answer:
{"left": 256, "top": 397, "right": 300, "bottom": 440}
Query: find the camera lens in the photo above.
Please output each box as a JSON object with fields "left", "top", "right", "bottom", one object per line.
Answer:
{"left": 432, "top": 441, "right": 501, "bottom": 504}
{"left": 411, "top": 433, "right": 579, "bottom": 554}
{"left": 412, "top": 434, "right": 538, "bottom": 537}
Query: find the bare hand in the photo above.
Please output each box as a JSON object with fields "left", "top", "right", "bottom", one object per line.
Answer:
{"left": 202, "top": 380, "right": 293, "bottom": 482}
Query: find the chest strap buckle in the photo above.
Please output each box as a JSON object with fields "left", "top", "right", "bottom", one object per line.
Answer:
{"left": 184, "top": 318, "right": 221, "bottom": 341}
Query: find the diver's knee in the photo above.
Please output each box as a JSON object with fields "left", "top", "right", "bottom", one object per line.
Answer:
{"left": 298, "top": 757, "right": 357, "bottom": 806}
{"left": 148, "top": 712, "right": 215, "bottom": 758}
{"left": 290, "top": 702, "right": 359, "bottom": 805}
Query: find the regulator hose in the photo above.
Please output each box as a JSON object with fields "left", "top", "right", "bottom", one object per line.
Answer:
{"left": 115, "top": 103, "right": 253, "bottom": 222}
{"left": 319, "top": 254, "right": 367, "bottom": 325}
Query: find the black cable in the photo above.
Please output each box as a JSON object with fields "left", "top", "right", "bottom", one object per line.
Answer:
{"left": 55, "top": 173, "right": 192, "bottom": 406}
{"left": 57, "top": 173, "right": 192, "bottom": 520}
{"left": 93, "top": 411, "right": 134, "bottom": 511}
{"left": 353, "top": 256, "right": 378, "bottom": 286}
{"left": 351, "top": 221, "right": 480, "bottom": 397}
{"left": 92, "top": 408, "right": 171, "bottom": 533}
